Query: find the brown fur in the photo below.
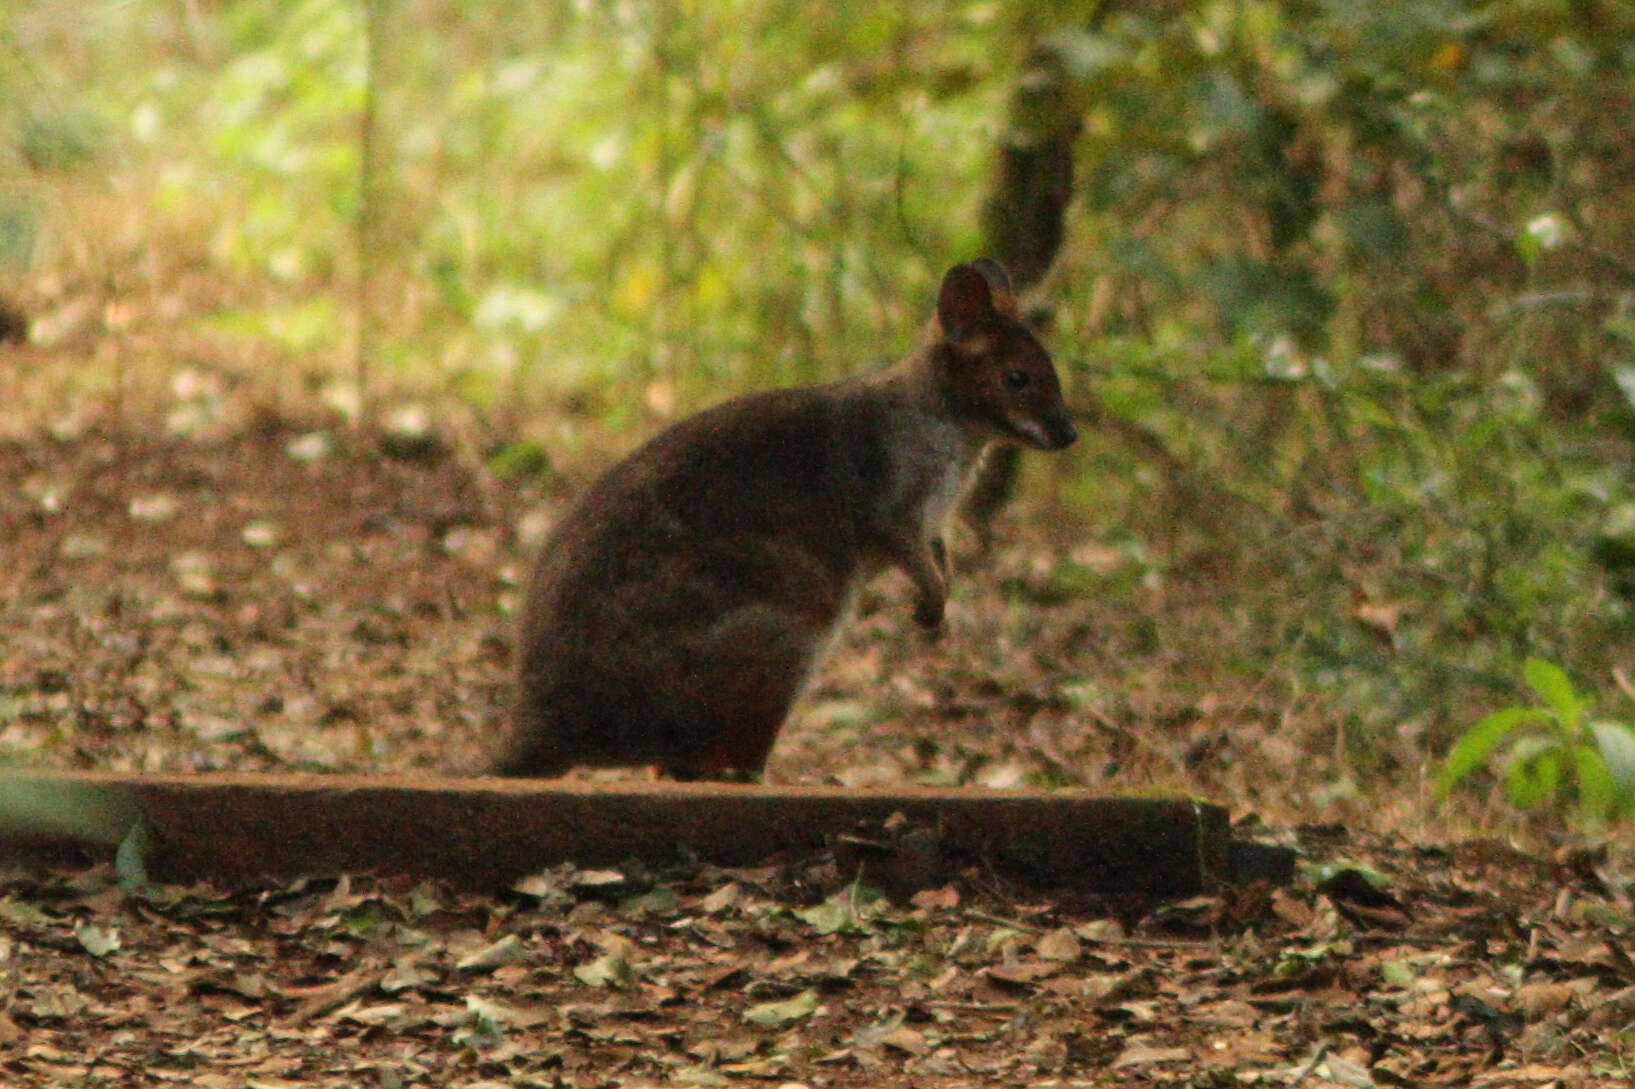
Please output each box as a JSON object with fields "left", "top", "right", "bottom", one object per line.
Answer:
{"left": 501, "top": 260, "right": 1076, "bottom": 779}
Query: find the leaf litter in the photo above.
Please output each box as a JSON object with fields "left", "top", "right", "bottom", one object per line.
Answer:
{"left": 0, "top": 828, "right": 1632, "bottom": 1087}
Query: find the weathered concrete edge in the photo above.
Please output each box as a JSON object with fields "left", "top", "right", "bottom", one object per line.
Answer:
{"left": 0, "top": 771, "right": 1255, "bottom": 895}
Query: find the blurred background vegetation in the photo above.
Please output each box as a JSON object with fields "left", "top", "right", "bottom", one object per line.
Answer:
{"left": 4, "top": 0, "right": 1635, "bottom": 817}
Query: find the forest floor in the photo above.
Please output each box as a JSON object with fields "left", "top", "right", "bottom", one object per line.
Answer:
{"left": 1, "top": 352, "right": 1633, "bottom": 1086}
{"left": 3, "top": 824, "right": 1633, "bottom": 1087}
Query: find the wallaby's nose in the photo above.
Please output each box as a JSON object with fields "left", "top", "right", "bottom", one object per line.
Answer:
{"left": 1048, "top": 414, "right": 1078, "bottom": 449}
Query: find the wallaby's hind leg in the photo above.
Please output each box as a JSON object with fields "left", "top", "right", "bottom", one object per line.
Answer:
{"left": 665, "top": 697, "right": 786, "bottom": 780}
{"left": 495, "top": 702, "right": 575, "bottom": 778}
{"left": 661, "top": 605, "right": 829, "bottom": 779}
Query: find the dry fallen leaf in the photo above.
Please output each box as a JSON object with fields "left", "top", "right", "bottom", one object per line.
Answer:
{"left": 983, "top": 959, "right": 1060, "bottom": 987}
{"left": 74, "top": 924, "right": 120, "bottom": 957}
{"left": 455, "top": 933, "right": 529, "bottom": 972}
{"left": 1035, "top": 926, "right": 1081, "bottom": 963}
{"left": 742, "top": 989, "right": 820, "bottom": 1027}
{"left": 1112, "top": 1043, "right": 1191, "bottom": 1067}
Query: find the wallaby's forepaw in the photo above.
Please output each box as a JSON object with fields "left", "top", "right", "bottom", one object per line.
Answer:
{"left": 930, "top": 537, "right": 950, "bottom": 580}
{"left": 913, "top": 597, "right": 945, "bottom": 632}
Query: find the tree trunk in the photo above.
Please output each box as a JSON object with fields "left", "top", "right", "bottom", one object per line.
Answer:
{"left": 963, "top": 34, "right": 1084, "bottom": 543}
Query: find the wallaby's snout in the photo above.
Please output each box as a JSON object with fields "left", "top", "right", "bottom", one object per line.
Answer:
{"left": 1000, "top": 380, "right": 1077, "bottom": 451}
{"left": 1001, "top": 348, "right": 1077, "bottom": 451}
{"left": 1040, "top": 408, "right": 1077, "bottom": 450}
{"left": 1034, "top": 371, "right": 1078, "bottom": 449}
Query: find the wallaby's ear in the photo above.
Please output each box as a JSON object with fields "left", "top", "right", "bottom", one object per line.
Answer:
{"left": 970, "top": 258, "right": 1017, "bottom": 316}
{"left": 938, "top": 258, "right": 1018, "bottom": 339}
{"left": 938, "top": 262, "right": 997, "bottom": 341}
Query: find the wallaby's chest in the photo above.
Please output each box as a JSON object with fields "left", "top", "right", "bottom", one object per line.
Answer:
{"left": 883, "top": 415, "right": 984, "bottom": 540}
{"left": 926, "top": 439, "right": 984, "bottom": 525}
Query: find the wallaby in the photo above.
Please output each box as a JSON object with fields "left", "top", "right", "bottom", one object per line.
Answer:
{"left": 501, "top": 259, "right": 1076, "bottom": 780}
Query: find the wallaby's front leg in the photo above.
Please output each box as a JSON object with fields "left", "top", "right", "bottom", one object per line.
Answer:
{"left": 898, "top": 536, "right": 949, "bottom": 630}
{"left": 930, "top": 537, "right": 950, "bottom": 580}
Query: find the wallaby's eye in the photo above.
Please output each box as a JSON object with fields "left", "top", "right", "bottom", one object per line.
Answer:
{"left": 1004, "top": 369, "right": 1031, "bottom": 391}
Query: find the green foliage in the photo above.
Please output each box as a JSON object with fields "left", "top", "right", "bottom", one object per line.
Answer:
{"left": 6, "top": 0, "right": 1031, "bottom": 401}
{"left": 486, "top": 439, "right": 553, "bottom": 483}
{"left": 115, "top": 822, "right": 152, "bottom": 893}
{"left": 1027, "top": 0, "right": 1635, "bottom": 751}
{"left": 1439, "top": 659, "right": 1635, "bottom": 823}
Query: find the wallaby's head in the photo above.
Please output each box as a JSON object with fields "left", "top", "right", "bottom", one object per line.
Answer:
{"left": 934, "top": 259, "right": 1077, "bottom": 451}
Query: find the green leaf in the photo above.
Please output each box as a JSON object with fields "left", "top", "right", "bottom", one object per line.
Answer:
{"left": 1438, "top": 706, "right": 1547, "bottom": 794}
{"left": 115, "top": 822, "right": 151, "bottom": 894}
{"left": 742, "top": 988, "right": 820, "bottom": 1027}
{"left": 1304, "top": 860, "right": 1391, "bottom": 889}
{"left": 1505, "top": 741, "right": 1561, "bottom": 810}
{"left": 1573, "top": 743, "right": 1617, "bottom": 822}
{"left": 1612, "top": 368, "right": 1635, "bottom": 415}
{"left": 1588, "top": 720, "right": 1635, "bottom": 794}
{"left": 487, "top": 440, "right": 552, "bottom": 481}
{"left": 796, "top": 888, "right": 883, "bottom": 936}
{"left": 336, "top": 900, "right": 393, "bottom": 936}
{"left": 1522, "top": 658, "right": 1584, "bottom": 729}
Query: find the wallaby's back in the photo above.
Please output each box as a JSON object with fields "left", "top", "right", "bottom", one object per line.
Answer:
{"left": 503, "top": 259, "right": 1076, "bottom": 779}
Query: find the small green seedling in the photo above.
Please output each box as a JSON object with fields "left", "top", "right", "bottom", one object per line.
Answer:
{"left": 1439, "top": 658, "right": 1635, "bottom": 823}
